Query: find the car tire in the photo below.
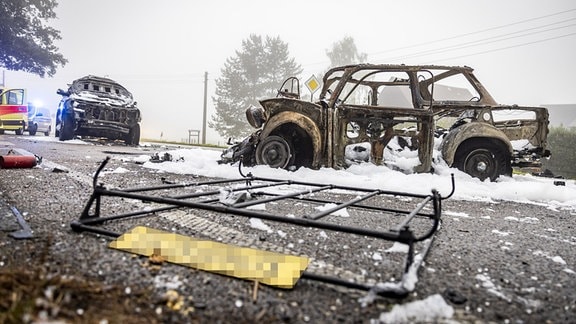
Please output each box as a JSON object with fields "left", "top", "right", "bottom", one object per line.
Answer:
{"left": 15, "top": 128, "right": 23, "bottom": 135}
{"left": 454, "top": 141, "right": 511, "bottom": 181}
{"left": 28, "top": 124, "right": 38, "bottom": 136}
{"left": 255, "top": 135, "right": 294, "bottom": 169}
{"left": 125, "top": 124, "right": 140, "bottom": 146}
{"left": 59, "top": 113, "right": 75, "bottom": 141}
{"left": 44, "top": 126, "right": 51, "bottom": 136}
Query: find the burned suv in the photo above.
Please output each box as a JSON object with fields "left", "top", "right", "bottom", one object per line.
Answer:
{"left": 221, "top": 64, "right": 550, "bottom": 181}
{"left": 56, "top": 75, "right": 141, "bottom": 145}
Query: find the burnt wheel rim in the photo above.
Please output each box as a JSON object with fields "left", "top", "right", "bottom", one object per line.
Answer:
{"left": 257, "top": 136, "right": 292, "bottom": 169}
{"left": 464, "top": 149, "right": 496, "bottom": 181}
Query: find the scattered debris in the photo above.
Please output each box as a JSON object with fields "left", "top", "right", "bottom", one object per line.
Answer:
{"left": 532, "top": 168, "right": 564, "bottom": 179}
{"left": 0, "top": 201, "right": 20, "bottom": 232}
{"left": 163, "top": 290, "right": 185, "bottom": 311}
{"left": 149, "top": 253, "right": 165, "bottom": 265}
{"left": 150, "top": 152, "right": 172, "bottom": 163}
{"left": 219, "top": 188, "right": 252, "bottom": 205}
{"left": 443, "top": 288, "right": 468, "bottom": 304}
{"left": 161, "top": 177, "right": 176, "bottom": 184}
{"left": 0, "top": 148, "right": 41, "bottom": 169}
{"left": 8, "top": 206, "right": 33, "bottom": 239}
{"left": 70, "top": 157, "right": 455, "bottom": 298}
{"left": 252, "top": 281, "right": 259, "bottom": 302}
{"left": 150, "top": 152, "right": 184, "bottom": 163}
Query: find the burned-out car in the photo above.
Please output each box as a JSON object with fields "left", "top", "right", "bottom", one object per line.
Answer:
{"left": 221, "top": 64, "right": 550, "bottom": 181}
{"left": 56, "top": 75, "right": 141, "bottom": 145}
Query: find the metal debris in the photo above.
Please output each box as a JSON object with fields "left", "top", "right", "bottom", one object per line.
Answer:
{"left": 8, "top": 206, "right": 33, "bottom": 239}
{"left": 71, "top": 157, "right": 455, "bottom": 298}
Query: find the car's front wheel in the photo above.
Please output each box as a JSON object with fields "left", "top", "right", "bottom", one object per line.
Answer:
{"left": 454, "top": 141, "right": 511, "bottom": 181}
{"left": 59, "top": 113, "right": 75, "bottom": 141}
{"left": 255, "top": 135, "right": 294, "bottom": 169}
{"left": 125, "top": 124, "right": 140, "bottom": 146}
{"left": 28, "top": 123, "right": 38, "bottom": 136}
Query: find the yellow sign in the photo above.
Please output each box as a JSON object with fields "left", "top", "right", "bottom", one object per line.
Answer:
{"left": 110, "top": 226, "right": 309, "bottom": 288}
{"left": 305, "top": 75, "right": 320, "bottom": 94}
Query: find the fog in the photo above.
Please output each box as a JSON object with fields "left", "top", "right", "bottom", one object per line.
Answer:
{"left": 4, "top": 0, "right": 576, "bottom": 144}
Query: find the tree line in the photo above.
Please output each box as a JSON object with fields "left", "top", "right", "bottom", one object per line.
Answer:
{"left": 542, "top": 126, "right": 576, "bottom": 179}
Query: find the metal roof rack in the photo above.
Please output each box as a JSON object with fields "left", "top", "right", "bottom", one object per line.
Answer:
{"left": 71, "top": 157, "right": 454, "bottom": 298}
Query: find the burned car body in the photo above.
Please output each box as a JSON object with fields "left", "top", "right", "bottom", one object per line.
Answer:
{"left": 56, "top": 75, "right": 141, "bottom": 145}
{"left": 222, "top": 64, "right": 550, "bottom": 181}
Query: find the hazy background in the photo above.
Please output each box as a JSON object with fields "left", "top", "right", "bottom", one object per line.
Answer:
{"left": 3, "top": 0, "right": 575, "bottom": 144}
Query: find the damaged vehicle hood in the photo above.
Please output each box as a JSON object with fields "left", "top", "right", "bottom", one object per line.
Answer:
{"left": 67, "top": 75, "right": 136, "bottom": 108}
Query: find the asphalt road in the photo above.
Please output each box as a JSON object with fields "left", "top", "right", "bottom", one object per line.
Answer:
{"left": 0, "top": 135, "right": 575, "bottom": 323}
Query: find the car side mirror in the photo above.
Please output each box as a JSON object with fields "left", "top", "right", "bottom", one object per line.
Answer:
{"left": 57, "top": 88, "right": 70, "bottom": 96}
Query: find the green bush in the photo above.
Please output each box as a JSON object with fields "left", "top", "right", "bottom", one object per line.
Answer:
{"left": 541, "top": 126, "right": 576, "bottom": 179}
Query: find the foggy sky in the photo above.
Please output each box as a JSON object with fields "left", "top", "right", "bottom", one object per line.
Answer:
{"left": 4, "top": 0, "right": 576, "bottom": 143}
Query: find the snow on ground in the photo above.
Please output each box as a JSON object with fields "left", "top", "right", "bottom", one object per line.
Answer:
{"left": 134, "top": 146, "right": 576, "bottom": 212}
{"left": 21, "top": 136, "right": 576, "bottom": 211}
{"left": 374, "top": 294, "right": 454, "bottom": 323}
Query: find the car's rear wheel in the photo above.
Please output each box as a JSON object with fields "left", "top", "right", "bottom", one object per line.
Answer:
{"left": 28, "top": 124, "right": 38, "bottom": 136}
{"left": 15, "top": 128, "right": 23, "bottom": 135}
{"left": 454, "top": 141, "right": 511, "bottom": 181}
{"left": 59, "top": 113, "right": 75, "bottom": 141}
{"left": 255, "top": 135, "right": 294, "bottom": 169}
{"left": 125, "top": 124, "right": 140, "bottom": 146}
{"left": 44, "top": 126, "right": 51, "bottom": 136}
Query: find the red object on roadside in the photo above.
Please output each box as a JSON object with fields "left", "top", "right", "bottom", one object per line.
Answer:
{"left": 0, "top": 155, "right": 38, "bottom": 168}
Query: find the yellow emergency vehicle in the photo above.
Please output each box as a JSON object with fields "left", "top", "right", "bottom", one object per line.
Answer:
{"left": 0, "top": 87, "right": 28, "bottom": 135}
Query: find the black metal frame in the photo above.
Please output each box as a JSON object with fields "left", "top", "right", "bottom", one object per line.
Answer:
{"left": 71, "top": 157, "right": 454, "bottom": 298}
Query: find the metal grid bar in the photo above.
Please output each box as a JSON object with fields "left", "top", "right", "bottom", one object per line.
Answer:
{"left": 71, "top": 157, "right": 454, "bottom": 298}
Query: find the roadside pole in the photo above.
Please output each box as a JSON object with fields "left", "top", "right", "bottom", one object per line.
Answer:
{"left": 202, "top": 72, "right": 208, "bottom": 144}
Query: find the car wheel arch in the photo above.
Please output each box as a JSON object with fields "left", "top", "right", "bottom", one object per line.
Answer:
{"left": 441, "top": 122, "right": 512, "bottom": 166}
{"left": 260, "top": 111, "right": 322, "bottom": 168}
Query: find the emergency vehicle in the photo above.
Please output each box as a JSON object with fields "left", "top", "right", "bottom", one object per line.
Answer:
{"left": 0, "top": 87, "right": 28, "bottom": 135}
